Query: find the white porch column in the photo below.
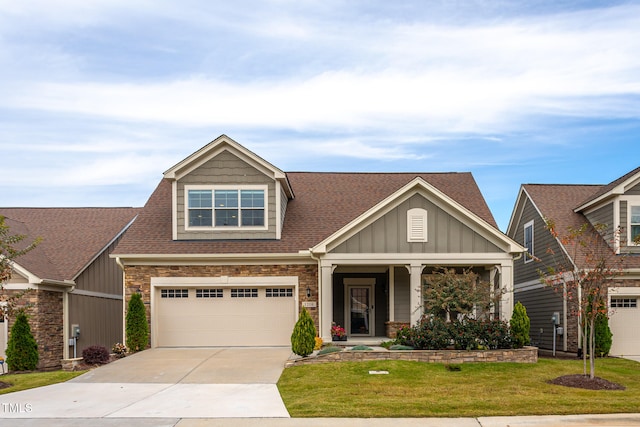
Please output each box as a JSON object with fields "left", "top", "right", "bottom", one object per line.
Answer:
{"left": 409, "top": 263, "right": 424, "bottom": 325}
{"left": 320, "top": 264, "right": 334, "bottom": 342}
{"left": 500, "top": 263, "right": 514, "bottom": 321}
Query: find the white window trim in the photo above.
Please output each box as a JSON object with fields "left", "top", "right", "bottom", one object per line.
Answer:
{"left": 184, "top": 184, "right": 268, "bottom": 231}
{"left": 407, "top": 208, "right": 428, "bottom": 242}
{"left": 523, "top": 220, "right": 534, "bottom": 263}
{"left": 628, "top": 203, "right": 640, "bottom": 246}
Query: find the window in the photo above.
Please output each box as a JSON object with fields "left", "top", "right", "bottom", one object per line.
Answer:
{"left": 196, "top": 289, "right": 223, "bottom": 298}
{"left": 407, "top": 208, "right": 428, "bottom": 242}
{"left": 524, "top": 220, "right": 534, "bottom": 263}
{"left": 611, "top": 298, "right": 637, "bottom": 308}
{"left": 231, "top": 288, "right": 258, "bottom": 298}
{"left": 266, "top": 288, "right": 293, "bottom": 298}
{"left": 161, "top": 289, "right": 189, "bottom": 298}
{"left": 631, "top": 206, "right": 640, "bottom": 244}
{"left": 187, "top": 187, "right": 266, "bottom": 228}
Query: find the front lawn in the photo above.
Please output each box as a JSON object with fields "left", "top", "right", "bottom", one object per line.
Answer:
{"left": 0, "top": 370, "right": 86, "bottom": 395}
{"left": 277, "top": 357, "right": 640, "bottom": 417}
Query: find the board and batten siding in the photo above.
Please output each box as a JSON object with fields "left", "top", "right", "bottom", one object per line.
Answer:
{"left": 514, "top": 286, "right": 563, "bottom": 350}
{"left": 175, "top": 150, "right": 277, "bottom": 240}
{"left": 512, "top": 198, "right": 562, "bottom": 285}
{"left": 70, "top": 235, "right": 125, "bottom": 355}
{"left": 330, "top": 194, "right": 501, "bottom": 254}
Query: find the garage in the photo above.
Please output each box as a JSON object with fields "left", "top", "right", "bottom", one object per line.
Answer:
{"left": 155, "top": 286, "right": 297, "bottom": 347}
{"left": 609, "top": 294, "right": 640, "bottom": 356}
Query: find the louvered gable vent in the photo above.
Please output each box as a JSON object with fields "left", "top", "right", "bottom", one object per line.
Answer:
{"left": 407, "top": 208, "right": 428, "bottom": 242}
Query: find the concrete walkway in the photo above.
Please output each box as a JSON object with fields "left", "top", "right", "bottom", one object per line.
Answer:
{"left": 0, "top": 347, "right": 292, "bottom": 419}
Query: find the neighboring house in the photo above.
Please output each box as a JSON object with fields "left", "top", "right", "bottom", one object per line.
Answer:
{"left": 507, "top": 166, "right": 640, "bottom": 356}
{"left": 112, "top": 135, "right": 523, "bottom": 348}
{"left": 0, "top": 208, "right": 139, "bottom": 369}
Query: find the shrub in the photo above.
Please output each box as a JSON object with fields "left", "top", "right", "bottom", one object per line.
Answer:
{"left": 314, "top": 337, "right": 323, "bottom": 351}
{"left": 5, "top": 311, "right": 38, "bottom": 371}
{"left": 126, "top": 293, "right": 149, "bottom": 352}
{"left": 588, "top": 312, "right": 613, "bottom": 357}
{"left": 397, "top": 317, "right": 451, "bottom": 350}
{"left": 350, "top": 345, "right": 372, "bottom": 351}
{"left": 318, "top": 346, "right": 342, "bottom": 355}
{"left": 291, "top": 306, "right": 316, "bottom": 357}
{"left": 477, "top": 320, "right": 512, "bottom": 349}
{"left": 510, "top": 301, "right": 530, "bottom": 348}
{"left": 82, "top": 345, "right": 110, "bottom": 365}
{"left": 389, "top": 344, "right": 415, "bottom": 350}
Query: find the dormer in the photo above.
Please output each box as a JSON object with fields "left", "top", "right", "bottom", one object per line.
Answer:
{"left": 164, "top": 135, "right": 294, "bottom": 241}
{"left": 575, "top": 166, "right": 640, "bottom": 253}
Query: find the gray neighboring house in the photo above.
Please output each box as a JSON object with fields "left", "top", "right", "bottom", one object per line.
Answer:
{"left": 1, "top": 208, "right": 138, "bottom": 369}
{"left": 507, "top": 166, "right": 640, "bottom": 356}
{"left": 112, "top": 135, "right": 523, "bottom": 348}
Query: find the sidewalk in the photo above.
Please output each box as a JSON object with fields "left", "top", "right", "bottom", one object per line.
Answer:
{"left": 2, "top": 414, "right": 640, "bottom": 427}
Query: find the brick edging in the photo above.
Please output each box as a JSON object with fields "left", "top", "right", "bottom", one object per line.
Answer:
{"left": 286, "top": 346, "right": 538, "bottom": 367}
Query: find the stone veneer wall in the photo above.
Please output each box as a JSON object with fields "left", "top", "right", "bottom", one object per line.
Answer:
{"left": 5, "top": 289, "right": 64, "bottom": 370}
{"left": 124, "top": 264, "right": 319, "bottom": 347}
{"left": 286, "top": 346, "right": 538, "bottom": 367}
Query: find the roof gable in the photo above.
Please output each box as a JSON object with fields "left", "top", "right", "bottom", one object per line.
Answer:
{"left": 575, "top": 166, "right": 640, "bottom": 212}
{"left": 312, "top": 177, "right": 522, "bottom": 254}
{"left": 163, "top": 134, "right": 293, "bottom": 198}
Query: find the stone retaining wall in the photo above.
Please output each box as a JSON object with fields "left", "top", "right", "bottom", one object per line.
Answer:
{"left": 286, "top": 346, "right": 538, "bottom": 367}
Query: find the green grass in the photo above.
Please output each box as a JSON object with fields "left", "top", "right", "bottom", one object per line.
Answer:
{"left": 0, "top": 370, "right": 86, "bottom": 395}
{"left": 278, "top": 358, "right": 640, "bottom": 417}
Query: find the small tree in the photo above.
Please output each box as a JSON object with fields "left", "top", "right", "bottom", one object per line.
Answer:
{"left": 1, "top": 216, "right": 40, "bottom": 317}
{"left": 423, "top": 267, "right": 497, "bottom": 322}
{"left": 291, "top": 306, "right": 316, "bottom": 357}
{"left": 510, "top": 301, "right": 530, "bottom": 348}
{"left": 539, "top": 220, "right": 623, "bottom": 379}
{"left": 6, "top": 310, "right": 39, "bottom": 371}
{"left": 126, "top": 293, "right": 149, "bottom": 352}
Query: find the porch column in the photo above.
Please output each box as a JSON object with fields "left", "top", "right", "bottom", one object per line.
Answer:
{"left": 388, "top": 266, "right": 395, "bottom": 321}
{"left": 409, "top": 263, "right": 423, "bottom": 325}
{"left": 320, "top": 264, "right": 334, "bottom": 342}
{"left": 499, "top": 263, "right": 514, "bottom": 321}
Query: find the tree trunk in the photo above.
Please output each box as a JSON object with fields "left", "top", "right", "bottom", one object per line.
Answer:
{"left": 582, "top": 317, "right": 588, "bottom": 376}
{"left": 589, "top": 316, "right": 596, "bottom": 379}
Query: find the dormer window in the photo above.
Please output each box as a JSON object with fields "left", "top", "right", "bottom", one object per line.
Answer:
{"left": 186, "top": 185, "right": 267, "bottom": 229}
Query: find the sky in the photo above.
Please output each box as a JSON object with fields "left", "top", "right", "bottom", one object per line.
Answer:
{"left": 2, "top": 1, "right": 640, "bottom": 232}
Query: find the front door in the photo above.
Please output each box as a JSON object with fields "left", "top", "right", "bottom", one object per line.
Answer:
{"left": 346, "top": 285, "right": 374, "bottom": 336}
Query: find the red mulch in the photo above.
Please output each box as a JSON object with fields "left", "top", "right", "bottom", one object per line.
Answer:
{"left": 548, "top": 374, "right": 625, "bottom": 390}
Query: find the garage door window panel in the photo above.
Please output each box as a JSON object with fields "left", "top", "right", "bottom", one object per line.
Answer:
{"left": 266, "top": 288, "right": 293, "bottom": 298}
{"left": 611, "top": 298, "right": 637, "bottom": 308}
{"left": 161, "top": 289, "right": 189, "bottom": 298}
{"left": 231, "top": 288, "right": 258, "bottom": 298}
{"left": 196, "top": 289, "right": 224, "bottom": 298}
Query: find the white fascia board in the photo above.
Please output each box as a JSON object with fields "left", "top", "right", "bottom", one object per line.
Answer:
{"left": 312, "top": 177, "right": 524, "bottom": 255}
{"left": 320, "top": 252, "right": 516, "bottom": 265}
{"left": 8, "top": 262, "right": 41, "bottom": 284}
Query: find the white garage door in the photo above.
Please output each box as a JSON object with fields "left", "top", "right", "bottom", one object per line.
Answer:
{"left": 609, "top": 296, "right": 640, "bottom": 356}
{"left": 156, "top": 287, "right": 297, "bottom": 347}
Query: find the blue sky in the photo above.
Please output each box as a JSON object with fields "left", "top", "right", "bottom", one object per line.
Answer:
{"left": 2, "top": 1, "right": 640, "bottom": 231}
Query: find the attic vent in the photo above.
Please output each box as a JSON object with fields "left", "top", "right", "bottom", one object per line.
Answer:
{"left": 407, "top": 208, "right": 428, "bottom": 242}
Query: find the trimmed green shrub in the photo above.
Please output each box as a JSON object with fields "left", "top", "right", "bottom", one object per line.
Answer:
{"left": 389, "top": 344, "right": 415, "bottom": 350}
{"left": 588, "top": 312, "right": 613, "bottom": 357}
{"left": 318, "top": 346, "right": 342, "bottom": 355}
{"left": 6, "top": 311, "right": 38, "bottom": 371}
{"left": 291, "top": 306, "right": 316, "bottom": 357}
{"left": 82, "top": 345, "right": 110, "bottom": 365}
{"left": 126, "top": 293, "right": 149, "bottom": 352}
{"left": 510, "top": 301, "right": 530, "bottom": 348}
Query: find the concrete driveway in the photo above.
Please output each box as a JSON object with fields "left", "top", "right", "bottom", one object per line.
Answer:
{"left": 0, "top": 347, "right": 292, "bottom": 419}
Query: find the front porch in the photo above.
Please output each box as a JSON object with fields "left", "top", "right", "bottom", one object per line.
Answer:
{"left": 317, "top": 256, "right": 516, "bottom": 343}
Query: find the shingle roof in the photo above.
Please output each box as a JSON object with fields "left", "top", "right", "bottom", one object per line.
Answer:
{"left": 114, "top": 172, "right": 498, "bottom": 255}
{"left": 0, "top": 208, "right": 139, "bottom": 281}
{"left": 575, "top": 165, "right": 640, "bottom": 209}
{"left": 522, "top": 183, "right": 640, "bottom": 269}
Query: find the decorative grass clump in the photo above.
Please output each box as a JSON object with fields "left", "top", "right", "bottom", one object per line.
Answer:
{"left": 318, "top": 346, "right": 343, "bottom": 355}
{"left": 350, "top": 345, "right": 373, "bottom": 351}
{"left": 389, "top": 344, "right": 415, "bottom": 351}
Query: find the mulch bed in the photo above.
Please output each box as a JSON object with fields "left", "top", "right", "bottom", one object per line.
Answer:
{"left": 548, "top": 374, "right": 625, "bottom": 390}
